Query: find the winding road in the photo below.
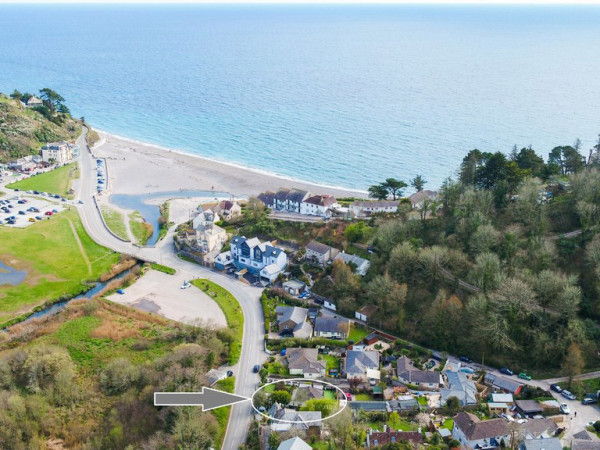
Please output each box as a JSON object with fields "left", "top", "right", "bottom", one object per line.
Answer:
{"left": 73, "top": 127, "right": 266, "bottom": 449}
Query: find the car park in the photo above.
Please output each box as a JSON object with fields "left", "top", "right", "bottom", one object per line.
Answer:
{"left": 500, "top": 367, "right": 514, "bottom": 376}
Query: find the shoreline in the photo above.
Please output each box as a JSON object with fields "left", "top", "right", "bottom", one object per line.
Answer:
{"left": 95, "top": 128, "right": 368, "bottom": 199}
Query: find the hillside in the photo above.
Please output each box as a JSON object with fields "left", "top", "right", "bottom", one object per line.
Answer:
{"left": 0, "top": 92, "right": 80, "bottom": 162}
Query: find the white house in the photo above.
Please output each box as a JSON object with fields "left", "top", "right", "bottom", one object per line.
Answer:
{"left": 408, "top": 190, "right": 438, "bottom": 209}
{"left": 355, "top": 304, "right": 378, "bottom": 323}
{"left": 286, "top": 348, "right": 326, "bottom": 379}
{"left": 214, "top": 200, "right": 242, "bottom": 221}
{"left": 272, "top": 188, "right": 310, "bottom": 213}
{"left": 334, "top": 251, "right": 371, "bottom": 276}
{"left": 216, "top": 235, "right": 287, "bottom": 283}
{"left": 313, "top": 317, "right": 349, "bottom": 339}
{"left": 344, "top": 350, "right": 380, "bottom": 382}
{"left": 300, "top": 194, "right": 338, "bottom": 217}
{"left": 25, "top": 96, "right": 43, "bottom": 108}
{"left": 452, "top": 412, "right": 510, "bottom": 449}
{"left": 41, "top": 142, "right": 73, "bottom": 165}
{"left": 396, "top": 356, "right": 441, "bottom": 390}
{"left": 350, "top": 200, "right": 399, "bottom": 218}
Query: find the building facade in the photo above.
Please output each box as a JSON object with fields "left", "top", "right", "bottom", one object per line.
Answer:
{"left": 41, "top": 142, "right": 73, "bottom": 164}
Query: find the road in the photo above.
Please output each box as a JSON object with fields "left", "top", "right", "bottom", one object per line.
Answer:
{"left": 73, "top": 127, "right": 267, "bottom": 449}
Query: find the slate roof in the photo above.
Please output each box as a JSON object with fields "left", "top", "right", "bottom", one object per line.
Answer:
{"left": 408, "top": 190, "right": 438, "bottom": 205}
{"left": 286, "top": 348, "right": 326, "bottom": 375}
{"left": 314, "top": 317, "right": 347, "bottom": 335}
{"left": 571, "top": 441, "right": 600, "bottom": 450}
{"left": 515, "top": 400, "right": 543, "bottom": 413}
{"left": 258, "top": 192, "right": 276, "bottom": 206}
{"left": 387, "top": 397, "right": 419, "bottom": 411}
{"left": 286, "top": 189, "right": 309, "bottom": 204}
{"left": 348, "top": 401, "right": 388, "bottom": 411}
{"left": 345, "top": 350, "right": 379, "bottom": 373}
{"left": 356, "top": 304, "right": 378, "bottom": 317}
{"left": 306, "top": 240, "right": 333, "bottom": 255}
{"left": 276, "top": 306, "right": 308, "bottom": 325}
{"left": 397, "top": 356, "right": 441, "bottom": 385}
{"left": 275, "top": 188, "right": 291, "bottom": 202}
{"left": 278, "top": 437, "right": 312, "bottom": 450}
{"left": 484, "top": 373, "right": 523, "bottom": 393}
{"left": 441, "top": 371, "right": 477, "bottom": 405}
{"left": 522, "top": 438, "right": 563, "bottom": 450}
{"left": 454, "top": 412, "right": 509, "bottom": 441}
{"left": 271, "top": 408, "right": 322, "bottom": 430}
{"left": 353, "top": 200, "right": 400, "bottom": 208}
{"left": 335, "top": 252, "right": 370, "bottom": 268}
{"left": 522, "top": 418, "right": 558, "bottom": 438}
{"left": 303, "top": 194, "right": 336, "bottom": 207}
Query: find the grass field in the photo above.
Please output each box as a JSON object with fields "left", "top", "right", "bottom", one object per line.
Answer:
{"left": 321, "top": 353, "right": 340, "bottom": 371}
{"left": 7, "top": 162, "right": 80, "bottom": 198}
{"left": 129, "top": 211, "right": 153, "bottom": 245}
{"left": 100, "top": 207, "right": 129, "bottom": 240}
{"left": 348, "top": 323, "right": 370, "bottom": 343}
{"left": 0, "top": 208, "right": 120, "bottom": 325}
{"left": 191, "top": 279, "right": 243, "bottom": 364}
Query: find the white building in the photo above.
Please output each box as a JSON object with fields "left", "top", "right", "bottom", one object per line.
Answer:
{"left": 25, "top": 96, "right": 43, "bottom": 108}
{"left": 41, "top": 142, "right": 73, "bottom": 164}
{"left": 334, "top": 251, "right": 371, "bottom": 276}
{"left": 350, "top": 200, "right": 399, "bottom": 218}
{"left": 300, "top": 194, "right": 338, "bottom": 217}
{"left": 215, "top": 235, "right": 287, "bottom": 283}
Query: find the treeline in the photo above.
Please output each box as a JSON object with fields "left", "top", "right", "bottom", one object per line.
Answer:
{"left": 0, "top": 300, "right": 236, "bottom": 449}
{"left": 318, "top": 139, "right": 600, "bottom": 376}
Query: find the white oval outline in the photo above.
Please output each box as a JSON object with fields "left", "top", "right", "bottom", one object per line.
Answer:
{"left": 251, "top": 378, "right": 348, "bottom": 424}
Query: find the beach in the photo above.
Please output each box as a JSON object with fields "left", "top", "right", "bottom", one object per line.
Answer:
{"left": 95, "top": 132, "right": 367, "bottom": 199}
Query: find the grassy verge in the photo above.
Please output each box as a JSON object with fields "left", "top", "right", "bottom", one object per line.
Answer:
{"left": 7, "top": 162, "right": 79, "bottom": 198}
{"left": 129, "top": 211, "right": 153, "bottom": 245}
{"left": 191, "top": 279, "right": 243, "bottom": 364}
{"left": 213, "top": 377, "right": 235, "bottom": 448}
{"left": 100, "top": 207, "right": 129, "bottom": 240}
{"left": 149, "top": 263, "right": 175, "bottom": 275}
{"left": 157, "top": 201, "right": 171, "bottom": 242}
{"left": 86, "top": 126, "right": 100, "bottom": 147}
{"left": 0, "top": 208, "right": 120, "bottom": 325}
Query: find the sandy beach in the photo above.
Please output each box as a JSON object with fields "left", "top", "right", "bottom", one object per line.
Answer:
{"left": 95, "top": 131, "right": 367, "bottom": 199}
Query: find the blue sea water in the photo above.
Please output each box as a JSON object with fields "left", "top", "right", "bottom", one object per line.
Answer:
{"left": 1, "top": 4, "right": 599, "bottom": 191}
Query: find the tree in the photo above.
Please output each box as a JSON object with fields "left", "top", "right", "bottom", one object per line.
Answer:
{"left": 446, "top": 396, "right": 461, "bottom": 414}
{"left": 345, "top": 221, "right": 370, "bottom": 243}
{"left": 368, "top": 184, "right": 389, "bottom": 200}
{"left": 300, "top": 398, "right": 337, "bottom": 417}
{"left": 328, "top": 407, "right": 353, "bottom": 448}
{"left": 39, "top": 88, "right": 66, "bottom": 114}
{"left": 172, "top": 408, "right": 217, "bottom": 448}
{"left": 383, "top": 178, "right": 407, "bottom": 200}
{"left": 348, "top": 377, "right": 362, "bottom": 390}
{"left": 100, "top": 358, "right": 140, "bottom": 395}
{"left": 561, "top": 341, "right": 585, "bottom": 387}
{"left": 267, "top": 432, "right": 280, "bottom": 449}
{"left": 410, "top": 175, "right": 427, "bottom": 192}
{"left": 514, "top": 146, "right": 545, "bottom": 178}
{"left": 269, "top": 390, "right": 291, "bottom": 407}
{"left": 469, "top": 252, "right": 502, "bottom": 292}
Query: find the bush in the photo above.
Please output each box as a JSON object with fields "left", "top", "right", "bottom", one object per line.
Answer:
{"left": 100, "top": 358, "right": 140, "bottom": 395}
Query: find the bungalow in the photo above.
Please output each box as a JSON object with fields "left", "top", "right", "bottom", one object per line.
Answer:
{"left": 276, "top": 306, "right": 313, "bottom": 338}
{"left": 286, "top": 348, "right": 326, "bottom": 379}
{"left": 348, "top": 401, "right": 388, "bottom": 412}
{"left": 350, "top": 200, "right": 400, "bottom": 218}
{"left": 515, "top": 400, "right": 543, "bottom": 417}
{"left": 397, "top": 357, "right": 441, "bottom": 390}
{"left": 214, "top": 200, "right": 242, "bottom": 221}
{"left": 355, "top": 304, "right": 378, "bottom": 323}
{"left": 490, "top": 393, "right": 514, "bottom": 405}
{"left": 25, "top": 95, "right": 43, "bottom": 108}
{"left": 452, "top": 412, "right": 510, "bottom": 449}
{"left": 334, "top": 251, "right": 371, "bottom": 276}
{"left": 344, "top": 350, "right": 380, "bottom": 382}
{"left": 366, "top": 428, "right": 423, "bottom": 448}
{"left": 282, "top": 279, "right": 306, "bottom": 296}
{"left": 313, "top": 317, "right": 349, "bottom": 339}
{"left": 277, "top": 437, "right": 312, "bottom": 450}
{"left": 408, "top": 190, "right": 438, "bottom": 209}
{"left": 484, "top": 373, "right": 523, "bottom": 395}
{"left": 305, "top": 240, "right": 339, "bottom": 266}
{"left": 440, "top": 371, "right": 477, "bottom": 405}
{"left": 270, "top": 406, "right": 322, "bottom": 437}
{"left": 300, "top": 194, "right": 338, "bottom": 217}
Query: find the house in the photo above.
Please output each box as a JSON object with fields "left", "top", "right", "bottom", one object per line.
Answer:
{"left": 270, "top": 406, "right": 322, "bottom": 436}
{"left": 366, "top": 427, "right": 423, "bottom": 447}
{"left": 305, "top": 240, "right": 339, "bottom": 266}
{"left": 218, "top": 235, "right": 287, "bottom": 283}
{"left": 9, "top": 155, "right": 37, "bottom": 172}
{"left": 300, "top": 194, "right": 338, "bottom": 217}
{"left": 41, "top": 142, "right": 73, "bottom": 164}
{"left": 350, "top": 200, "right": 400, "bottom": 218}
{"left": 387, "top": 395, "right": 419, "bottom": 413}
{"left": 344, "top": 350, "right": 380, "bottom": 382}
{"left": 452, "top": 412, "right": 510, "bottom": 449}
{"left": 290, "top": 384, "right": 324, "bottom": 407}
{"left": 277, "top": 437, "right": 312, "bottom": 450}
{"left": 334, "top": 251, "right": 371, "bottom": 276}
{"left": 192, "top": 208, "right": 220, "bottom": 230}
{"left": 313, "top": 317, "right": 349, "bottom": 339}
{"left": 273, "top": 188, "right": 310, "bottom": 213}
{"left": 214, "top": 200, "right": 241, "bottom": 221}
{"left": 257, "top": 191, "right": 276, "bottom": 208}
{"left": 214, "top": 251, "right": 233, "bottom": 270}
{"left": 25, "top": 96, "right": 43, "bottom": 108}
{"left": 286, "top": 348, "right": 326, "bottom": 379}
{"left": 440, "top": 370, "right": 477, "bottom": 405}
{"left": 515, "top": 400, "right": 543, "bottom": 417}
{"left": 276, "top": 306, "right": 312, "bottom": 338}
{"left": 521, "top": 418, "right": 558, "bottom": 440}
{"left": 397, "top": 357, "right": 441, "bottom": 390}
{"left": 571, "top": 431, "right": 600, "bottom": 450}
{"left": 490, "top": 393, "right": 514, "bottom": 405}
{"left": 521, "top": 438, "right": 563, "bottom": 450}
{"left": 484, "top": 373, "right": 523, "bottom": 395}
{"left": 355, "top": 304, "right": 378, "bottom": 323}
{"left": 282, "top": 279, "right": 306, "bottom": 296}
{"left": 408, "top": 190, "right": 438, "bottom": 209}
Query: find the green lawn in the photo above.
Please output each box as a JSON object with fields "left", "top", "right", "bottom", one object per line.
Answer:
{"left": 443, "top": 418, "right": 454, "bottom": 430}
{"left": 389, "top": 418, "right": 419, "bottom": 431}
{"left": 0, "top": 209, "right": 120, "bottom": 326}
{"left": 7, "top": 162, "right": 79, "bottom": 198}
{"left": 354, "top": 393, "right": 375, "bottom": 401}
{"left": 129, "top": 211, "right": 153, "bottom": 245}
{"left": 323, "top": 390, "right": 336, "bottom": 400}
{"left": 101, "top": 207, "right": 129, "bottom": 240}
{"left": 321, "top": 354, "right": 340, "bottom": 371}
{"left": 191, "top": 279, "right": 243, "bottom": 364}
{"left": 348, "top": 323, "right": 370, "bottom": 343}
{"left": 418, "top": 396, "right": 428, "bottom": 406}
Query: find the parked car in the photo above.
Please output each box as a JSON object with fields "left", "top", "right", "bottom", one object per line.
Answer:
{"left": 562, "top": 390, "right": 576, "bottom": 400}
{"left": 459, "top": 356, "right": 473, "bottom": 363}
{"left": 45, "top": 211, "right": 53, "bottom": 216}
{"left": 28, "top": 218, "right": 36, "bottom": 222}
{"left": 560, "top": 403, "right": 570, "bottom": 414}
{"left": 18, "top": 211, "right": 25, "bottom": 215}
{"left": 550, "top": 384, "right": 563, "bottom": 393}
{"left": 35, "top": 216, "right": 42, "bottom": 221}
{"left": 582, "top": 397, "right": 597, "bottom": 405}
{"left": 180, "top": 280, "right": 191, "bottom": 289}
{"left": 518, "top": 372, "right": 532, "bottom": 380}
{"left": 345, "top": 393, "right": 352, "bottom": 401}
{"left": 226, "top": 370, "right": 233, "bottom": 377}
{"left": 116, "top": 289, "right": 125, "bottom": 295}
{"left": 500, "top": 367, "right": 514, "bottom": 376}
{"left": 253, "top": 365, "right": 260, "bottom": 373}
{"left": 33, "top": 190, "right": 40, "bottom": 195}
